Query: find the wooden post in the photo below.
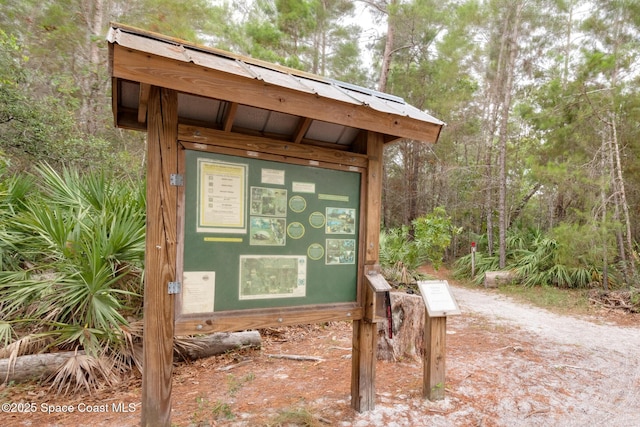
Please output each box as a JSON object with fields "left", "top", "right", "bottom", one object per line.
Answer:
{"left": 471, "top": 242, "right": 476, "bottom": 278}
{"left": 423, "top": 316, "right": 447, "bottom": 400}
{"left": 351, "top": 131, "right": 384, "bottom": 412}
{"left": 141, "top": 86, "right": 179, "bottom": 427}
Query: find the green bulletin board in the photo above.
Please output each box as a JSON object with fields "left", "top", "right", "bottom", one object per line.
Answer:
{"left": 180, "top": 149, "right": 361, "bottom": 313}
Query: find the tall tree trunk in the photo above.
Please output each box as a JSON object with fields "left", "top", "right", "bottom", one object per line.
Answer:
{"left": 607, "top": 6, "right": 636, "bottom": 281}
{"left": 377, "top": 0, "right": 396, "bottom": 227}
{"left": 562, "top": 2, "right": 574, "bottom": 89}
{"left": 482, "top": 3, "right": 511, "bottom": 258}
{"left": 79, "top": 0, "right": 106, "bottom": 136}
{"left": 605, "top": 124, "right": 627, "bottom": 282}
{"left": 377, "top": 0, "right": 396, "bottom": 93}
{"left": 588, "top": 3, "right": 638, "bottom": 285}
{"left": 497, "top": 2, "right": 523, "bottom": 269}
{"left": 408, "top": 143, "right": 420, "bottom": 227}
{"left": 609, "top": 112, "right": 635, "bottom": 282}
{"left": 509, "top": 183, "right": 542, "bottom": 228}
{"left": 600, "top": 133, "right": 609, "bottom": 291}
{"left": 484, "top": 148, "right": 494, "bottom": 256}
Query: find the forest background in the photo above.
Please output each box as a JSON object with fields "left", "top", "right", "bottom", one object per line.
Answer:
{"left": 1, "top": 0, "right": 640, "bottom": 390}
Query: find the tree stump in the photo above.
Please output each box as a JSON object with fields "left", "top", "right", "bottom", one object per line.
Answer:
{"left": 377, "top": 291, "right": 425, "bottom": 361}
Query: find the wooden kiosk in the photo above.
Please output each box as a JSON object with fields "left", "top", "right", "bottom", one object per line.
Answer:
{"left": 107, "top": 24, "right": 443, "bottom": 426}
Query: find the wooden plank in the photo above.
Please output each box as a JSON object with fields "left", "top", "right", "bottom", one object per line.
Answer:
{"left": 175, "top": 304, "right": 362, "bottom": 335}
{"left": 363, "top": 273, "right": 391, "bottom": 323}
{"left": 363, "top": 283, "right": 376, "bottom": 323}
{"left": 222, "top": 102, "right": 238, "bottom": 132}
{"left": 364, "top": 132, "right": 384, "bottom": 263}
{"left": 110, "top": 45, "right": 442, "bottom": 143}
{"left": 365, "top": 272, "right": 392, "bottom": 292}
{"left": 351, "top": 319, "right": 376, "bottom": 411}
{"left": 114, "top": 107, "right": 147, "bottom": 131}
{"left": 111, "top": 78, "right": 119, "bottom": 127}
{"left": 175, "top": 143, "right": 186, "bottom": 323}
{"left": 116, "top": 99, "right": 360, "bottom": 151}
{"left": 138, "top": 83, "right": 151, "bottom": 124}
{"left": 179, "top": 141, "right": 361, "bottom": 174}
{"left": 423, "top": 316, "right": 447, "bottom": 400}
{"left": 351, "top": 131, "right": 385, "bottom": 412}
{"left": 141, "top": 86, "right": 178, "bottom": 427}
{"left": 110, "top": 23, "right": 333, "bottom": 87}
{"left": 292, "top": 117, "right": 312, "bottom": 144}
{"left": 178, "top": 126, "right": 368, "bottom": 169}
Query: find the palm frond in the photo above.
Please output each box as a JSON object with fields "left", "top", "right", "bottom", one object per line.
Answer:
{"left": 47, "top": 351, "right": 120, "bottom": 395}
{"left": 0, "top": 321, "right": 16, "bottom": 350}
{"left": 108, "top": 320, "right": 144, "bottom": 374}
{"left": 99, "top": 204, "right": 146, "bottom": 267}
{"left": 34, "top": 163, "right": 85, "bottom": 211}
{"left": 0, "top": 273, "right": 55, "bottom": 320}
{"left": 79, "top": 169, "right": 111, "bottom": 211}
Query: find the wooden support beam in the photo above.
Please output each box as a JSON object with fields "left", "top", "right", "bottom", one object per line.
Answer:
{"left": 138, "top": 83, "right": 151, "bottom": 124}
{"left": 292, "top": 117, "right": 312, "bottom": 144}
{"left": 141, "top": 86, "right": 178, "bottom": 427}
{"left": 175, "top": 303, "right": 362, "bottom": 335}
{"left": 111, "top": 78, "right": 119, "bottom": 127}
{"left": 423, "top": 316, "right": 447, "bottom": 400}
{"left": 351, "top": 131, "right": 384, "bottom": 412}
{"left": 222, "top": 101, "right": 238, "bottom": 132}
{"left": 364, "top": 132, "right": 383, "bottom": 264}
{"left": 178, "top": 125, "right": 368, "bottom": 169}
{"left": 351, "top": 318, "right": 376, "bottom": 411}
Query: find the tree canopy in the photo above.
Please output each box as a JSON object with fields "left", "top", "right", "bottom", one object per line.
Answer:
{"left": 1, "top": 0, "right": 640, "bottom": 288}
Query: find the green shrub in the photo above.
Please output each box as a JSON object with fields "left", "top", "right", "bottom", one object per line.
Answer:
{"left": 380, "top": 207, "right": 460, "bottom": 284}
{"left": 454, "top": 226, "right": 613, "bottom": 289}
{"left": 0, "top": 163, "right": 146, "bottom": 390}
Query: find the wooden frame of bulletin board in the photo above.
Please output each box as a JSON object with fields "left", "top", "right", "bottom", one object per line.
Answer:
{"left": 174, "top": 135, "right": 367, "bottom": 334}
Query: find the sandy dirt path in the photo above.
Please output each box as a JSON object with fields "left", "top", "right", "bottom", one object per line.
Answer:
{"left": 4, "top": 282, "right": 639, "bottom": 426}
{"left": 351, "top": 285, "right": 640, "bottom": 426}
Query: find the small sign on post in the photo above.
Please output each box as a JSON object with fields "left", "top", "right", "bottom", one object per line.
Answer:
{"left": 417, "top": 280, "right": 461, "bottom": 401}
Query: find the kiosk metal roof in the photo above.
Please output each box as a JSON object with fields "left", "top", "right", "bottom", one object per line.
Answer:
{"left": 107, "top": 24, "right": 444, "bottom": 150}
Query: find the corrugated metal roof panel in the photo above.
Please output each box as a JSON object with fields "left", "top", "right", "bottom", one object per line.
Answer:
{"left": 241, "top": 63, "right": 316, "bottom": 95}
{"left": 402, "top": 102, "right": 442, "bottom": 123}
{"left": 109, "top": 28, "right": 189, "bottom": 63}
{"left": 337, "top": 127, "right": 361, "bottom": 145}
{"left": 233, "top": 104, "right": 272, "bottom": 131}
{"left": 177, "top": 93, "right": 223, "bottom": 124}
{"left": 108, "top": 24, "right": 445, "bottom": 144}
{"left": 186, "top": 49, "right": 256, "bottom": 80}
{"left": 306, "top": 120, "right": 352, "bottom": 144}
{"left": 339, "top": 86, "right": 406, "bottom": 115}
{"left": 263, "top": 111, "right": 300, "bottom": 135}
{"left": 297, "top": 77, "right": 362, "bottom": 106}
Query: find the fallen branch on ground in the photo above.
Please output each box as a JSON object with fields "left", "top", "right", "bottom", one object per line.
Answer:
{"left": 266, "top": 354, "right": 324, "bottom": 362}
{"left": 1, "top": 351, "right": 84, "bottom": 383}
{"left": 216, "top": 359, "right": 252, "bottom": 371}
{"left": 588, "top": 290, "right": 639, "bottom": 313}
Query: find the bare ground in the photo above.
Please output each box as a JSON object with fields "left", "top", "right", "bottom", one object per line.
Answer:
{"left": 2, "top": 271, "right": 639, "bottom": 427}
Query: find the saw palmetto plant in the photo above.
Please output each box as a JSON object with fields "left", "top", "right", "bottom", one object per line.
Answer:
{"left": 0, "top": 163, "right": 145, "bottom": 392}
